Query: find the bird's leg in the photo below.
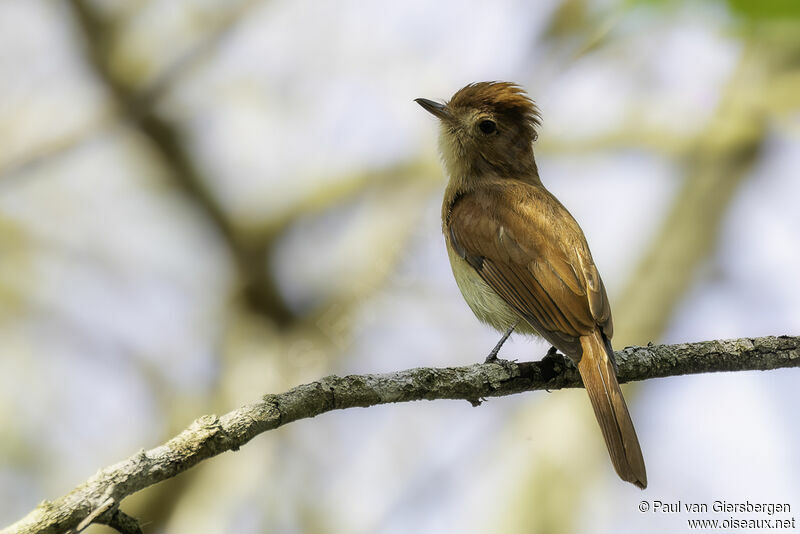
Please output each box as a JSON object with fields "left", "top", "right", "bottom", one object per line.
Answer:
{"left": 485, "top": 321, "right": 518, "bottom": 363}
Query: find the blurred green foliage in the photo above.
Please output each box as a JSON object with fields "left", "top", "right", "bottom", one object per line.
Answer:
{"left": 626, "top": 0, "right": 800, "bottom": 19}
{"left": 727, "top": 0, "right": 800, "bottom": 19}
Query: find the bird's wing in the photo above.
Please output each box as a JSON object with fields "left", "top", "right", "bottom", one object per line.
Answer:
{"left": 447, "top": 184, "right": 612, "bottom": 357}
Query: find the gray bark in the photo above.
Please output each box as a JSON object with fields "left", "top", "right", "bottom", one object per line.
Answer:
{"left": 4, "top": 335, "right": 799, "bottom": 534}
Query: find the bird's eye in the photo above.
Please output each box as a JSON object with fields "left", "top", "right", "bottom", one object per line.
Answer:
{"left": 478, "top": 119, "right": 497, "bottom": 134}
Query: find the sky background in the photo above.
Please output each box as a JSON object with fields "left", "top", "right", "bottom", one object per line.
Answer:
{"left": 1, "top": 0, "right": 799, "bottom": 533}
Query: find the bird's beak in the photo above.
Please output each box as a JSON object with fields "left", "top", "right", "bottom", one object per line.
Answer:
{"left": 415, "top": 98, "right": 450, "bottom": 120}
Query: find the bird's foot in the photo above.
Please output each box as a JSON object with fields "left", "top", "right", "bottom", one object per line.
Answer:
{"left": 542, "top": 345, "right": 573, "bottom": 369}
{"left": 484, "top": 322, "right": 518, "bottom": 363}
{"left": 484, "top": 348, "right": 501, "bottom": 364}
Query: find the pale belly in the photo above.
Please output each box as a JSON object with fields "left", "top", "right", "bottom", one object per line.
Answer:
{"left": 447, "top": 245, "right": 540, "bottom": 336}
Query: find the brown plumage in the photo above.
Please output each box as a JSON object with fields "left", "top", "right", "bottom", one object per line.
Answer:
{"left": 416, "top": 82, "right": 647, "bottom": 489}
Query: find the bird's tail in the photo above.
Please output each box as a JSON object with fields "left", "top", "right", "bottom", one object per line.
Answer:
{"left": 577, "top": 332, "right": 647, "bottom": 489}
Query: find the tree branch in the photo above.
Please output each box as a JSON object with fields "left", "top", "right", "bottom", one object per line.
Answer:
{"left": 67, "top": 0, "right": 297, "bottom": 324}
{"left": 4, "top": 335, "right": 799, "bottom": 534}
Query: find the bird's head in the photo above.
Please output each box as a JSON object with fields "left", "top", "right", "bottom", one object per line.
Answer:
{"left": 416, "top": 82, "right": 541, "bottom": 181}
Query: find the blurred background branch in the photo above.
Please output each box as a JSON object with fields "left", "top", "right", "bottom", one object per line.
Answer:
{"left": 67, "top": 0, "right": 295, "bottom": 324}
{"left": 613, "top": 38, "right": 800, "bottom": 347}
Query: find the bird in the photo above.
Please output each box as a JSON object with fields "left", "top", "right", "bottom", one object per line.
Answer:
{"left": 415, "top": 82, "right": 647, "bottom": 489}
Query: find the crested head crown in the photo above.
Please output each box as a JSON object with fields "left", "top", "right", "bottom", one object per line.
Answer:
{"left": 448, "top": 82, "right": 541, "bottom": 141}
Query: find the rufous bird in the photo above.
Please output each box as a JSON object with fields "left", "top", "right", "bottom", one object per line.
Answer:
{"left": 416, "top": 82, "right": 647, "bottom": 489}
